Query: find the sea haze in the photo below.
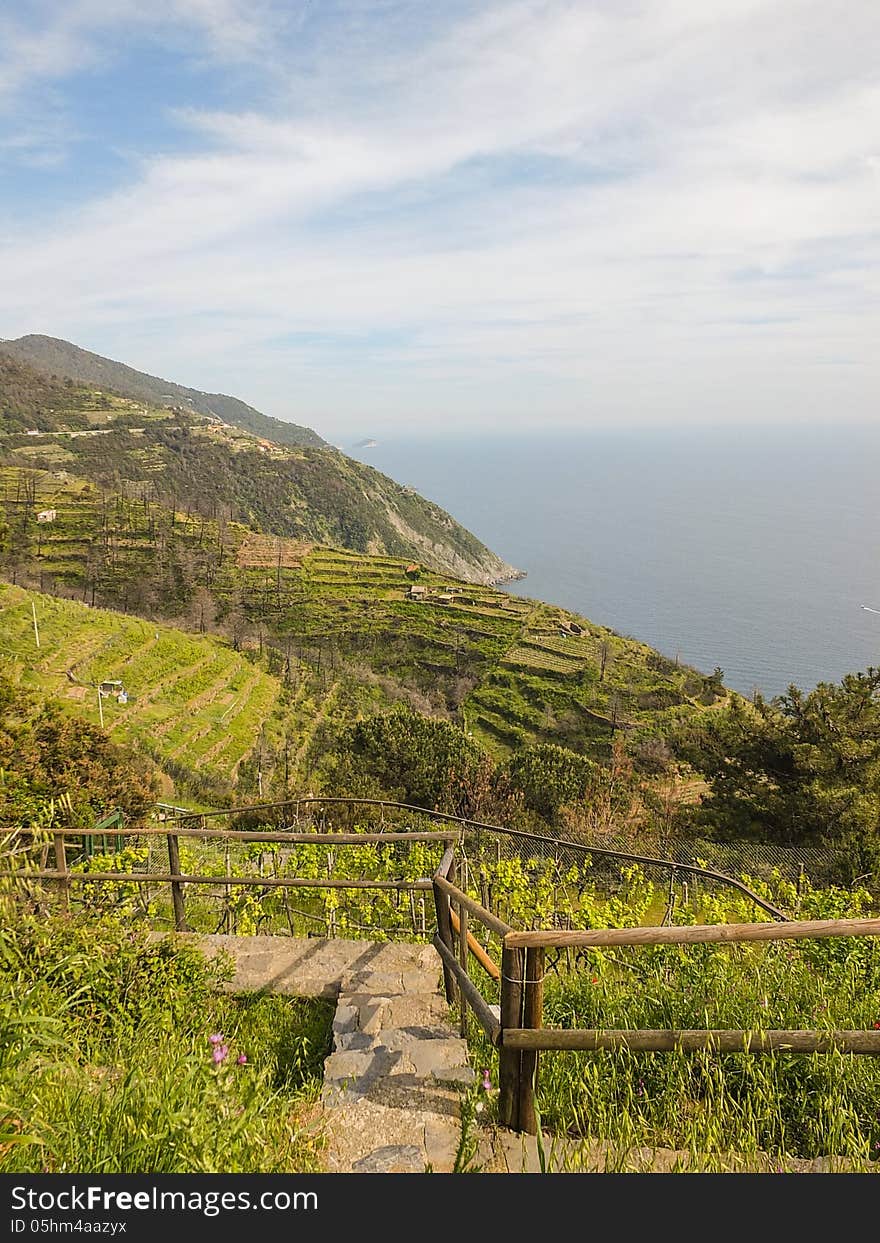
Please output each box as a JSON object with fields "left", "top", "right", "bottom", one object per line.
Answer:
{"left": 348, "top": 425, "right": 880, "bottom": 698}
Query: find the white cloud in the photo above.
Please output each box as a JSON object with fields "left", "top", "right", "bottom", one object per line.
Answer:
{"left": 0, "top": 0, "right": 281, "bottom": 107}
{"left": 0, "top": 0, "right": 878, "bottom": 433}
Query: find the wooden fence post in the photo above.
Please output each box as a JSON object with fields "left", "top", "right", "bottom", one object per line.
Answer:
{"left": 53, "top": 832, "right": 69, "bottom": 910}
{"left": 433, "top": 877, "right": 458, "bottom": 1004}
{"left": 458, "top": 899, "right": 469, "bottom": 1038}
{"left": 498, "top": 943, "right": 523, "bottom": 1130}
{"left": 518, "top": 946, "right": 545, "bottom": 1135}
{"left": 166, "top": 832, "right": 187, "bottom": 932}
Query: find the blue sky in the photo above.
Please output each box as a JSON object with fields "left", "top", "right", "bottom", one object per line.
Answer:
{"left": 0, "top": 1, "right": 877, "bottom": 438}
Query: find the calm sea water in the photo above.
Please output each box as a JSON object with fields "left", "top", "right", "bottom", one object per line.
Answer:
{"left": 349, "top": 426, "right": 880, "bottom": 698}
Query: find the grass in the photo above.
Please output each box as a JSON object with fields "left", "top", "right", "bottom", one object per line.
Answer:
{"left": 0, "top": 583, "right": 285, "bottom": 802}
{"left": 466, "top": 870, "right": 880, "bottom": 1169}
{"left": 0, "top": 912, "right": 332, "bottom": 1173}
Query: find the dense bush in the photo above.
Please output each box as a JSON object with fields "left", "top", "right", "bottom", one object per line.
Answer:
{"left": 504, "top": 743, "right": 598, "bottom": 822}
{"left": 0, "top": 676, "right": 157, "bottom": 831}
{"left": 675, "top": 670, "right": 880, "bottom": 880}
{"left": 335, "top": 706, "right": 486, "bottom": 812}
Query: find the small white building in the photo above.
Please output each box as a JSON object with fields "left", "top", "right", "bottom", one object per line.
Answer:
{"left": 36, "top": 509, "right": 57, "bottom": 524}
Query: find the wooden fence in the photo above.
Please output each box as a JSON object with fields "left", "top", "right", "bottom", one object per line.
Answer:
{"left": 430, "top": 848, "right": 880, "bottom": 1134}
{"left": 13, "top": 824, "right": 456, "bottom": 931}
{"left": 7, "top": 816, "right": 880, "bottom": 1136}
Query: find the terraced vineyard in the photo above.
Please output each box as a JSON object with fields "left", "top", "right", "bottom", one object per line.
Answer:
{"left": 0, "top": 466, "right": 730, "bottom": 769}
{"left": 0, "top": 583, "right": 285, "bottom": 802}
{"left": 462, "top": 603, "right": 729, "bottom": 757}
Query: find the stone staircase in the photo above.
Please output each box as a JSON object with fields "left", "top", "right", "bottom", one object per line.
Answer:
{"left": 194, "top": 934, "right": 474, "bottom": 1173}
{"left": 322, "top": 942, "right": 474, "bottom": 1172}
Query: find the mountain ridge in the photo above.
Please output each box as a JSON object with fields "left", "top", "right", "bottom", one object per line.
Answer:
{"left": 0, "top": 342, "right": 519, "bottom": 585}
{"left": 1, "top": 334, "right": 325, "bottom": 449}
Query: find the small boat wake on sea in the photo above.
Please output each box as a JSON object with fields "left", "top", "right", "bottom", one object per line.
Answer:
{"left": 860, "top": 605, "right": 880, "bottom": 614}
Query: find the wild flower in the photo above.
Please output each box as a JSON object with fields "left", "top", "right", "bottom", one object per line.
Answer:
{"left": 209, "top": 1033, "right": 224, "bottom": 1045}
{"left": 480, "top": 1068, "right": 492, "bottom": 1091}
{"left": 212, "top": 1045, "right": 229, "bottom": 1065}
{"left": 237, "top": 1054, "right": 247, "bottom": 1065}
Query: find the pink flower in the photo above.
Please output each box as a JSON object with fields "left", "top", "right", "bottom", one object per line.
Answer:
{"left": 212, "top": 1045, "right": 229, "bottom": 1065}
{"left": 237, "top": 1054, "right": 247, "bottom": 1065}
{"left": 209, "top": 1033, "right": 225, "bottom": 1045}
{"left": 480, "top": 1068, "right": 492, "bottom": 1091}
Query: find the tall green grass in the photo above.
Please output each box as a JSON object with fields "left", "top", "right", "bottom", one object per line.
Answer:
{"left": 472, "top": 875, "right": 880, "bottom": 1168}
{"left": 0, "top": 914, "right": 331, "bottom": 1172}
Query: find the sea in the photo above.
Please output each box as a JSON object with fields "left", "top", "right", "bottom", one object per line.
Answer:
{"left": 347, "top": 424, "right": 880, "bottom": 698}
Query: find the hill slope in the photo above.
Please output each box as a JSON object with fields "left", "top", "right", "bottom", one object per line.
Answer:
{"left": 0, "top": 466, "right": 725, "bottom": 767}
{"left": 0, "top": 356, "right": 517, "bottom": 584}
{"left": 0, "top": 350, "right": 121, "bottom": 434}
{"left": 2, "top": 334, "right": 325, "bottom": 448}
{"left": 0, "top": 581, "right": 285, "bottom": 803}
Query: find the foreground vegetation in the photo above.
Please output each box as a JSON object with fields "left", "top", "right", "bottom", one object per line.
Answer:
{"left": 472, "top": 873, "right": 880, "bottom": 1169}
{"left": 5, "top": 857, "right": 878, "bottom": 1172}
{"left": 0, "top": 914, "right": 331, "bottom": 1173}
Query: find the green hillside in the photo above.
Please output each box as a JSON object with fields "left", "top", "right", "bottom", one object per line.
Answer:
{"left": 290, "top": 548, "right": 728, "bottom": 758}
{"left": 1, "top": 334, "right": 324, "bottom": 448}
{"left": 0, "top": 466, "right": 726, "bottom": 770}
{"left": 0, "top": 357, "right": 517, "bottom": 584}
{"left": 0, "top": 351, "right": 137, "bottom": 434}
{"left": 0, "top": 582, "right": 286, "bottom": 803}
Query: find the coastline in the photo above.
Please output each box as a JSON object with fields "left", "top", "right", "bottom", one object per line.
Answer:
{"left": 490, "top": 566, "right": 527, "bottom": 588}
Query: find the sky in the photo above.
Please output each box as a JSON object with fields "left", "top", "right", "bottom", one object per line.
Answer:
{"left": 0, "top": 0, "right": 878, "bottom": 439}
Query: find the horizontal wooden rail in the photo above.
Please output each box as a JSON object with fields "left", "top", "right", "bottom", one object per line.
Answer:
{"left": 502, "top": 1028, "right": 880, "bottom": 1054}
{"left": 450, "top": 907, "right": 501, "bottom": 980}
{"left": 42, "top": 828, "right": 458, "bottom": 845}
{"left": 504, "top": 915, "right": 880, "bottom": 949}
{"left": 433, "top": 935, "right": 501, "bottom": 1046}
{"left": 7, "top": 870, "right": 433, "bottom": 892}
{"left": 434, "top": 874, "right": 512, "bottom": 938}
{"left": 172, "top": 795, "right": 462, "bottom": 824}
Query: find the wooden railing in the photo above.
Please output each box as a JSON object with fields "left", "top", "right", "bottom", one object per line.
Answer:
{"left": 12, "top": 824, "right": 457, "bottom": 930}
{"left": 164, "top": 796, "right": 791, "bottom": 920}
{"left": 429, "top": 848, "right": 880, "bottom": 1134}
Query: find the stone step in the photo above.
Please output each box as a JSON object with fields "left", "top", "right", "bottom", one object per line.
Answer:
{"left": 190, "top": 934, "right": 439, "bottom": 998}
{"left": 179, "top": 933, "right": 475, "bottom": 1173}
{"left": 321, "top": 942, "right": 474, "bottom": 1171}
{"left": 340, "top": 966, "right": 441, "bottom": 995}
